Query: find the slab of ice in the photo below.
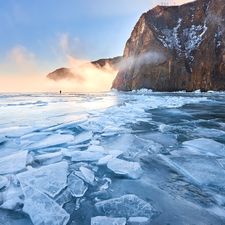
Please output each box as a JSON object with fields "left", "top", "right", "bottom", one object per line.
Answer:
{"left": 102, "top": 134, "right": 151, "bottom": 158}
{"left": 0, "top": 135, "right": 5, "bottom": 143}
{"left": 128, "top": 217, "right": 149, "bottom": 224}
{"left": 34, "top": 152, "right": 62, "bottom": 165}
{"left": 0, "top": 196, "right": 23, "bottom": 210}
{"left": 95, "top": 194, "right": 157, "bottom": 218}
{"left": 0, "top": 150, "right": 28, "bottom": 174}
{"left": 91, "top": 216, "right": 126, "bottom": 225}
{"left": 69, "top": 131, "right": 92, "bottom": 145}
{"left": 20, "top": 132, "right": 51, "bottom": 141}
{"left": 68, "top": 173, "right": 88, "bottom": 197}
{"left": 109, "top": 150, "right": 124, "bottom": 158}
{"left": 192, "top": 128, "right": 225, "bottom": 138}
{"left": 54, "top": 188, "right": 73, "bottom": 206}
{"left": 0, "top": 126, "right": 35, "bottom": 138}
{"left": 20, "top": 183, "right": 69, "bottom": 225}
{"left": 87, "top": 145, "right": 105, "bottom": 153}
{"left": 17, "top": 161, "right": 68, "bottom": 197}
{"left": 97, "top": 155, "right": 113, "bottom": 165}
{"left": 79, "top": 166, "right": 95, "bottom": 185}
{"left": 161, "top": 155, "right": 225, "bottom": 188}
{"left": 0, "top": 176, "right": 8, "bottom": 189}
{"left": 182, "top": 138, "right": 225, "bottom": 157}
{"left": 45, "top": 118, "right": 87, "bottom": 131}
{"left": 72, "top": 151, "right": 106, "bottom": 162}
{"left": 107, "top": 158, "right": 143, "bottom": 179}
{"left": 26, "top": 134, "right": 74, "bottom": 150}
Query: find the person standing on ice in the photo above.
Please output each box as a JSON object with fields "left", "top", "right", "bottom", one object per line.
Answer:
{"left": 60, "top": 90, "right": 61, "bottom": 95}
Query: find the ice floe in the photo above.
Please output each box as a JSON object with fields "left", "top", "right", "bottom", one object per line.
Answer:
{"left": 68, "top": 172, "right": 88, "bottom": 197}
{"left": 128, "top": 217, "right": 149, "bottom": 224}
{"left": 91, "top": 216, "right": 126, "bottom": 225}
{"left": 20, "top": 183, "right": 70, "bottom": 225}
{"left": 182, "top": 138, "right": 225, "bottom": 157}
{"left": 16, "top": 161, "right": 68, "bottom": 197}
{"left": 69, "top": 131, "right": 92, "bottom": 145}
{"left": 107, "top": 158, "right": 143, "bottom": 179}
{"left": 161, "top": 155, "right": 225, "bottom": 188}
{"left": 33, "top": 152, "right": 62, "bottom": 165}
{"left": 0, "top": 151, "right": 28, "bottom": 175}
{"left": 26, "top": 134, "right": 74, "bottom": 150}
{"left": 0, "top": 176, "right": 8, "bottom": 189}
{"left": 71, "top": 151, "right": 106, "bottom": 162}
{"left": 95, "top": 194, "right": 157, "bottom": 218}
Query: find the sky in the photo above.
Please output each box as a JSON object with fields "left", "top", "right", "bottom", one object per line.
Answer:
{"left": 0, "top": 0, "right": 191, "bottom": 92}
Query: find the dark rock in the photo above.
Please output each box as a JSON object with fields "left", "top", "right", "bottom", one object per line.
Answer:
{"left": 112, "top": 0, "right": 225, "bottom": 92}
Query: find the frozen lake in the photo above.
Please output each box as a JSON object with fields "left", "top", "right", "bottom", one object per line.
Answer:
{"left": 1, "top": 90, "right": 225, "bottom": 224}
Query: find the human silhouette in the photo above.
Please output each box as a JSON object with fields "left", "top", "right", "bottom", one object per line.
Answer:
{"left": 60, "top": 90, "right": 61, "bottom": 95}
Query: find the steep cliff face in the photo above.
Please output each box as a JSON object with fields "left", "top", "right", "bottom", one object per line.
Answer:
{"left": 47, "top": 56, "right": 122, "bottom": 81}
{"left": 112, "top": 0, "right": 225, "bottom": 91}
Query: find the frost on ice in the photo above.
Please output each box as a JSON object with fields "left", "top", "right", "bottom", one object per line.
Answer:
{"left": 20, "top": 183, "right": 69, "bottom": 225}
{"left": 16, "top": 161, "right": 68, "bottom": 197}
{"left": 72, "top": 151, "right": 106, "bottom": 162}
{"left": 95, "top": 194, "right": 157, "bottom": 218}
{"left": 107, "top": 158, "right": 143, "bottom": 179}
{"left": 0, "top": 150, "right": 28, "bottom": 174}
{"left": 91, "top": 216, "right": 126, "bottom": 225}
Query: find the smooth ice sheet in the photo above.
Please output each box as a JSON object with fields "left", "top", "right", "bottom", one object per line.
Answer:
{"left": 17, "top": 161, "right": 68, "bottom": 197}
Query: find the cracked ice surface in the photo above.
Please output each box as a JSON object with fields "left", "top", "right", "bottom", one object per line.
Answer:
{"left": 16, "top": 161, "right": 68, "bottom": 197}
{"left": 20, "top": 183, "right": 69, "bottom": 225}
{"left": 91, "top": 216, "right": 126, "bottom": 225}
{"left": 95, "top": 194, "right": 157, "bottom": 218}
{"left": 0, "top": 151, "right": 28, "bottom": 175}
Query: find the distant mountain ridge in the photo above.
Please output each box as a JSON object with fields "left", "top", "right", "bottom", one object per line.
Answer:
{"left": 112, "top": 0, "right": 225, "bottom": 92}
{"left": 46, "top": 56, "right": 122, "bottom": 81}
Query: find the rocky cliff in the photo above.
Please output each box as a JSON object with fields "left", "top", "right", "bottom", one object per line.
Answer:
{"left": 47, "top": 56, "right": 122, "bottom": 81}
{"left": 112, "top": 0, "right": 225, "bottom": 92}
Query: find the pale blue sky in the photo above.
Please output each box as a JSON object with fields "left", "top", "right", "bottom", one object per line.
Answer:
{"left": 0, "top": 0, "right": 160, "bottom": 76}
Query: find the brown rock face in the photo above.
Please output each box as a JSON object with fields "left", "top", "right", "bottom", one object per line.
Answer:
{"left": 46, "top": 56, "right": 122, "bottom": 81}
{"left": 112, "top": 0, "right": 225, "bottom": 92}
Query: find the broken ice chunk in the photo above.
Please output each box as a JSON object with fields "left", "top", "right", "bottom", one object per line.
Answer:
{"left": 16, "top": 161, "right": 68, "bottom": 197}
{"left": 34, "top": 152, "right": 62, "bottom": 165}
{"left": 97, "top": 155, "right": 113, "bottom": 165}
{"left": 20, "top": 183, "right": 69, "bottom": 225}
{"left": 95, "top": 194, "right": 157, "bottom": 218}
{"left": 109, "top": 150, "right": 124, "bottom": 158}
{"left": 87, "top": 145, "right": 105, "bottom": 153}
{"left": 0, "top": 176, "right": 8, "bottom": 189}
{"left": 54, "top": 188, "right": 73, "bottom": 207}
{"left": 162, "top": 155, "right": 225, "bottom": 188}
{"left": 79, "top": 166, "right": 95, "bottom": 185}
{"left": 91, "top": 216, "right": 126, "bottom": 225}
{"left": 0, "top": 150, "right": 28, "bottom": 174}
{"left": 71, "top": 151, "right": 106, "bottom": 162}
{"left": 68, "top": 173, "right": 88, "bottom": 197}
{"left": 26, "top": 134, "right": 74, "bottom": 150}
{"left": 0, "top": 196, "right": 23, "bottom": 210}
{"left": 107, "top": 158, "right": 143, "bottom": 179}
{"left": 0, "top": 135, "right": 5, "bottom": 143}
{"left": 183, "top": 138, "right": 225, "bottom": 157}
{"left": 128, "top": 217, "right": 149, "bottom": 224}
{"left": 26, "top": 154, "right": 34, "bottom": 165}
{"left": 69, "top": 131, "right": 92, "bottom": 145}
